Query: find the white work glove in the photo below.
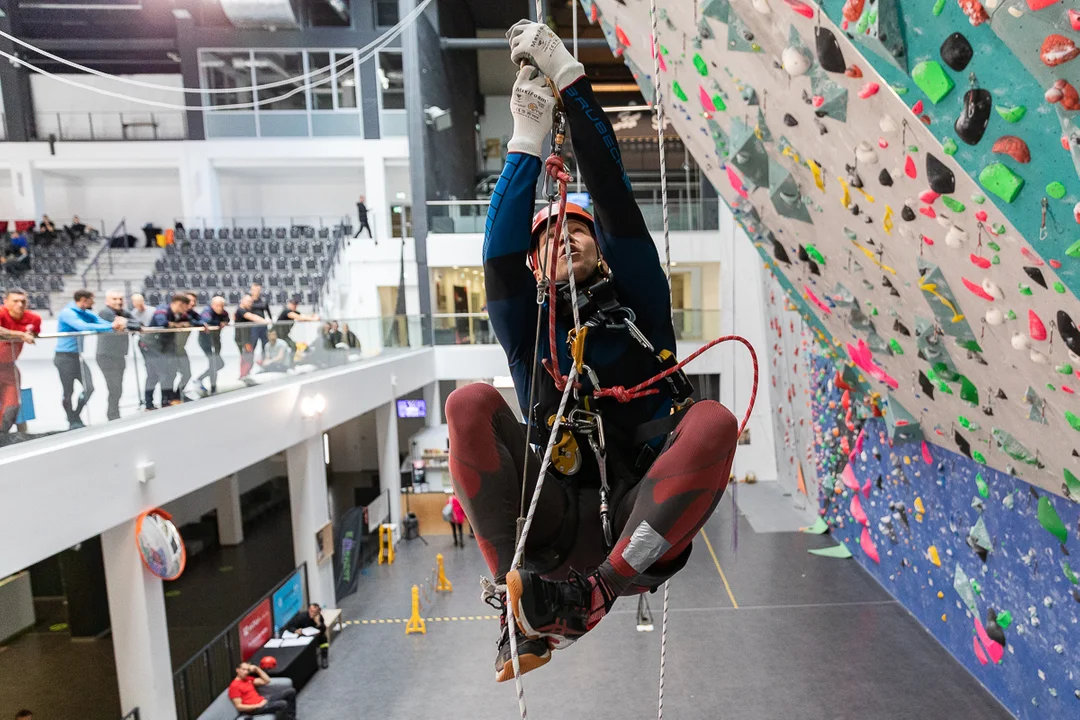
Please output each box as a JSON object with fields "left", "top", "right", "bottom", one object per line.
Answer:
{"left": 507, "top": 19, "right": 585, "bottom": 92}
{"left": 507, "top": 64, "right": 556, "bottom": 158}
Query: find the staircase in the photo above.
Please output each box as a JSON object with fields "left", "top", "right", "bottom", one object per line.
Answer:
{"left": 51, "top": 246, "right": 163, "bottom": 309}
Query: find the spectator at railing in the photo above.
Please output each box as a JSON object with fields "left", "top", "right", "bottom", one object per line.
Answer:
{"left": 96, "top": 289, "right": 141, "bottom": 422}
{"left": 228, "top": 662, "right": 296, "bottom": 719}
{"left": 275, "top": 296, "right": 318, "bottom": 352}
{"left": 145, "top": 293, "right": 194, "bottom": 409}
{"left": 235, "top": 294, "right": 272, "bottom": 379}
{"left": 341, "top": 323, "right": 360, "bottom": 350}
{"left": 55, "top": 289, "right": 124, "bottom": 430}
{"left": 197, "top": 295, "right": 229, "bottom": 396}
{"left": 130, "top": 292, "right": 154, "bottom": 326}
{"left": 0, "top": 289, "right": 41, "bottom": 436}
{"left": 248, "top": 282, "right": 273, "bottom": 357}
{"left": 169, "top": 292, "right": 204, "bottom": 402}
{"left": 324, "top": 321, "right": 343, "bottom": 349}
{"left": 0, "top": 245, "right": 31, "bottom": 279}
{"left": 258, "top": 329, "right": 291, "bottom": 373}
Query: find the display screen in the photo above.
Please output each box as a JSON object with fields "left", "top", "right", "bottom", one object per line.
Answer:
{"left": 397, "top": 399, "right": 427, "bottom": 418}
{"left": 272, "top": 570, "right": 305, "bottom": 635}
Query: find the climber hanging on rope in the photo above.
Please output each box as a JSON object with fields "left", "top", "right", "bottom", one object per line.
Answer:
{"left": 445, "top": 21, "right": 741, "bottom": 683}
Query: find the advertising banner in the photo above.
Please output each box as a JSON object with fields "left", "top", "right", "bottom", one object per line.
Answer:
{"left": 238, "top": 598, "right": 272, "bottom": 661}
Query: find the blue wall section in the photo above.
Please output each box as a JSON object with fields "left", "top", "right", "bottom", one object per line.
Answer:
{"left": 810, "top": 356, "right": 1080, "bottom": 718}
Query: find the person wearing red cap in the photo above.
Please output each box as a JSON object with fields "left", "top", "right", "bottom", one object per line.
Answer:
{"left": 445, "top": 21, "right": 739, "bottom": 683}
{"left": 0, "top": 288, "right": 42, "bottom": 437}
{"left": 228, "top": 662, "right": 296, "bottom": 719}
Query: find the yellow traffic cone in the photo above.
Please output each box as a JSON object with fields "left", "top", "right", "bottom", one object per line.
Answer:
{"left": 435, "top": 553, "right": 453, "bottom": 592}
{"left": 405, "top": 585, "right": 426, "bottom": 635}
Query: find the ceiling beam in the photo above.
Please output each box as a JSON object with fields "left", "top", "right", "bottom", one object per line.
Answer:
{"left": 31, "top": 37, "right": 177, "bottom": 52}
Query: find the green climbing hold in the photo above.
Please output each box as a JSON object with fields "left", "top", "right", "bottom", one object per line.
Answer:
{"left": 1037, "top": 496, "right": 1069, "bottom": 545}
{"left": 1066, "top": 468, "right": 1080, "bottom": 496}
{"left": 892, "top": 85, "right": 909, "bottom": 96}
{"left": 712, "top": 94, "right": 726, "bottom": 111}
{"left": 1019, "top": 284, "right": 1033, "bottom": 296}
{"left": 809, "top": 543, "right": 853, "bottom": 558}
{"left": 889, "top": 338, "right": 903, "bottom": 355}
{"left": 1066, "top": 411, "right": 1080, "bottom": 431}
{"left": 971, "top": 194, "right": 985, "bottom": 204}
{"left": 693, "top": 53, "right": 708, "bottom": 76}
{"left": 805, "top": 245, "right": 826, "bottom": 265}
{"left": 980, "top": 163, "right": 1024, "bottom": 203}
{"left": 1047, "top": 181, "right": 1067, "bottom": 199}
{"left": 1005, "top": 309, "right": 1017, "bottom": 320}
{"left": 932, "top": 0, "right": 946, "bottom": 14}
{"left": 959, "top": 415, "right": 972, "bottom": 429}
{"left": 1064, "top": 561, "right": 1079, "bottom": 585}
{"left": 912, "top": 61, "right": 955, "bottom": 104}
{"left": 942, "top": 138, "right": 958, "bottom": 156}
{"left": 660, "top": 45, "right": 669, "bottom": 56}
{"left": 991, "top": 255, "right": 1000, "bottom": 265}
{"left": 937, "top": 380, "right": 954, "bottom": 395}
{"left": 870, "top": 307, "right": 878, "bottom": 316}
{"left": 973, "top": 450, "right": 986, "bottom": 464}
{"left": 996, "top": 610, "right": 1012, "bottom": 629}
{"left": 975, "top": 473, "right": 989, "bottom": 498}
{"left": 992, "top": 223, "right": 1006, "bottom": 234}
{"left": 1048, "top": 383, "right": 1057, "bottom": 392}
{"left": 942, "top": 196, "right": 965, "bottom": 212}
{"left": 908, "top": 145, "right": 919, "bottom": 153}
{"left": 1057, "top": 363, "right": 1074, "bottom": 375}
{"left": 987, "top": 241, "right": 1000, "bottom": 251}
{"left": 1054, "top": 281, "right": 1066, "bottom": 294}
{"left": 1066, "top": 240, "right": 1080, "bottom": 258}
{"left": 960, "top": 376, "right": 979, "bottom": 406}
{"left": 995, "top": 105, "right": 1027, "bottom": 123}
{"left": 672, "top": 81, "right": 688, "bottom": 102}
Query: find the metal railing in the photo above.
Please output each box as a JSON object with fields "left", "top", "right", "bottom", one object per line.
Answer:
{"left": 81, "top": 219, "right": 126, "bottom": 291}
{"left": 34, "top": 111, "right": 186, "bottom": 142}
{"left": 172, "top": 564, "right": 307, "bottom": 720}
{"left": 426, "top": 197, "right": 720, "bottom": 233}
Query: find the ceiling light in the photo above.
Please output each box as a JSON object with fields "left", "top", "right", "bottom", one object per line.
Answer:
{"left": 300, "top": 394, "right": 326, "bottom": 418}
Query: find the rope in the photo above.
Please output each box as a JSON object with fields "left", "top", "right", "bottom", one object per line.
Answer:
{"left": 657, "top": 580, "right": 670, "bottom": 720}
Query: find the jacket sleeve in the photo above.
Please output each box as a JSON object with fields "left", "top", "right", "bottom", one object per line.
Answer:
{"left": 483, "top": 152, "right": 543, "bottom": 411}
{"left": 61, "top": 308, "right": 115, "bottom": 333}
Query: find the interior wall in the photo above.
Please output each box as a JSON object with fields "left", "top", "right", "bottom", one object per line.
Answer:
{"left": 41, "top": 168, "right": 182, "bottom": 233}
{"left": 162, "top": 456, "right": 285, "bottom": 529}
{"left": 0, "top": 173, "right": 15, "bottom": 220}
{"left": 216, "top": 167, "right": 363, "bottom": 226}
{"left": 331, "top": 237, "right": 419, "bottom": 320}
{"left": 29, "top": 73, "right": 186, "bottom": 139}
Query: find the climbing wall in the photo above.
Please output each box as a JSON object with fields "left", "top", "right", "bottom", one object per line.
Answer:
{"left": 586, "top": 0, "right": 1080, "bottom": 502}
{"left": 811, "top": 353, "right": 1080, "bottom": 717}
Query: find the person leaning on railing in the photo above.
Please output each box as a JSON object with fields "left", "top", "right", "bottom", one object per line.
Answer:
{"left": 196, "top": 296, "right": 230, "bottom": 397}
{"left": 144, "top": 293, "right": 194, "bottom": 409}
{"left": 55, "top": 289, "right": 125, "bottom": 430}
{"left": 235, "top": 294, "right": 273, "bottom": 379}
{"left": 96, "top": 289, "right": 141, "bottom": 422}
{"left": 276, "top": 296, "right": 319, "bottom": 353}
{"left": 0, "top": 288, "right": 42, "bottom": 436}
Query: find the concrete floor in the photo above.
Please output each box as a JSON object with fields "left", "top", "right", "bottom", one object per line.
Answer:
{"left": 299, "top": 495, "right": 1016, "bottom": 720}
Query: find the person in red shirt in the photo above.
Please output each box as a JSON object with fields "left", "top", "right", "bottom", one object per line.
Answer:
{"left": 0, "top": 288, "right": 42, "bottom": 435}
{"left": 227, "top": 662, "right": 296, "bottom": 719}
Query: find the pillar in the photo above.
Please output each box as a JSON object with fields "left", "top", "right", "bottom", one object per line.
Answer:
{"left": 214, "top": 474, "right": 244, "bottom": 546}
{"left": 0, "top": 1, "right": 36, "bottom": 142}
{"left": 178, "top": 155, "right": 221, "bottom": 228}
{"left": 8, "top": 160, "right": 44, "bottom": 221}
{"left": 285, "top": 434, "right": 336, "bottom": 607}
{"left": 422, "top": 382, "right": 441, "bottom": 427}
{"left": 375, "top": 401, "right": 402, "bottom": 531}
{"left": 101, "top": 519, "right": 177, "bottom": 720}
{"left": 363, "top": 155, "right": 388, "bottom": 241}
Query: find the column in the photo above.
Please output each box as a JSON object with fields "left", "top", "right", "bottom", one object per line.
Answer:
{"left": 423, "top": 381, "right": 441, "bottom": 427}
{"left": 101, "top": 519, "right": 177, "bottom": 720}
{"left": 0, "top": 1, "right": 35, "bottom": 142}
{"left": 178, "top": 155, "right": 221, "bottom": 228}
{"left": 8, "top": 160, "right": 44, "bottom": 220}
{"left": 362, "top": 155, "right": 388, "bottom": 242}
{"left": 375, "top": 401, "right": 402, "bottom": 532}
{"left": 214, "top": 474, "right": 244, "bottom": 546}
{"left": 285, "top": 434, "right": 336, "bottom": 607}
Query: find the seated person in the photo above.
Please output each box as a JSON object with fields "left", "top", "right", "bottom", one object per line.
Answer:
{"left": 228, "top": 662, "right": 296, "bottom": 719}
{"left": 66, "top": 215, "right": 87, "bottom": 240}
{"left": 0, "top": 246, "right": 30, "bottom": 278}
{"left": 285, "top": 603, "right": 329, "bottom": 669}
{"left": 35, "top": 215, "right": 57, "bottom": 245}
{"left": 258, "top": 329, "right": 291, "bottom": 373}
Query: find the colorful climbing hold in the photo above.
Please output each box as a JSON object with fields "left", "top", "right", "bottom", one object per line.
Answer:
{"left": 672, "top": 81, "right": 688, "bottom": 102}
{"left": 942, "top": 196, "right": 965, "bottom": 213}
{"left": 1037, "top": 495, "right": 1068, "bottom": 544}
{"left": 995, "top": 105, "right": 1026, "bottom": 123}
{"left": 1047, "top": 181, "right": 1066, "bottom": 199}
{"left": 942, "top": 137, "right": 958, "bottom": 156}
{"left": 693, "top": 53, "right": 708, "bottom": 76}
{"left": 956, "top": 89, "right": 992, "bottom": 145}
{"left": 991, "top": 136, "right": 1031, "bottom": 163}
{"left": 1067, "top": 411, "right": 1080, "bottom": 431}
{"left": 975, "top": 473, "right": 989, "bottom": 498}
{"left": 912, "top": 61, "right": 954, "bottom": 104}
{"left": 979, "top": 163, "right": 1024, "bottom": 203}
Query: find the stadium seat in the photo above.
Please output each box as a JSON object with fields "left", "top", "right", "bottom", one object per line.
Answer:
{"left": 274, "top": 256, "right": 287, "bottom": 271}
{"left": 197, "top": 290, "right": 209, "bottom": 304}
{"left": 304, "top": 256, "right": 317, "bottom": 271}
{"left": 231, "top": 227, "right": 244, "bottom": 240}
{"left": 168, "top": 258, "right": 181, "bottom": 272}
{"left": 289, "top": 257, "right": 301, "bottom": 271}
{"left": 194, "top": 241, "right": 208, "bottom": 255}
{"left": 268, "top": 240, "right": 281, "bottom": 255}
{"left": 274, "top": 289, "right": 288, "bottom": 304}
{"left": 282, "top": 240, "right": 294, "bottom": 255}
{"left": 268, "top": 274, "right": 280, "bottom": 287}
{"left": 303, "top": 227, "right": 315, "bottom": 239}
{"left": 218, "top": 228, "right": 230, "bottom": 240}
{"left": 246, "top": 227, "right": 258, "bottom": 240}
{"left": 236, "top": 272, "right": 250, "bottom": 287}
{"left": 312, "top": 241, "right": 324, "bottom": 255}
{"left": 154, "top": 258, "right": 166, "bottom": 272}
{"left": 282, "top": 274, "right": 295, "bottom": 288}
{"left": 206, "top": 273, "right": 219, "bottom": 287}
{"left": 200, "top": 257, "right": 212, "bottom": 272}
{"left": 144, "top": 276, "right": 156, "bottom": 290}
{"left": 229, "top": 256, "right": 243, "bottom": 271}
{"left": 174, "top": 273, "right": 188, "bottom": 287}
{"left": 261, "top": 227, "right": 272, "bottom": 240}
{"left": 228, "top": 290, "right": 241, "bottom": 304}
{"left": 318, "top": 227, "right": 330, "bottom": 239}
{"left": 297, "top": 241, "right": 310, "bottom": 255}
{"left": 245, "top": 256, "right": 257, "bottom": 271}
{"left": 148, "top": 291, "right": 162, "bottom": 305}
{"left": 221, "top": 272, "right": 234, "bottom": 288}
{"left": 174, "top": 228, "right": 187, "bottom": 241}
{"left": 184, "top": 257, "right": 198, "bottom": 272}
{"left": 253, "top": 240, "right": 266, "bottom": 255}
{"left": 214, "top": 257, "right": 228, "bottom": 272}
{"left": 158, "top": 273, "right": 173, "bottom": 288}
{"left": 239, "top": 241, "right": 251, "bottom": 255}
{"left": 259, "top": 256, "right": 272, "bottom": 271}
{"left": 224, "top": 241, "right": 237, "bottom": 255}
{"left": 190, "top": 273, "right": 203, "bottom": 287}
{"left": 289, "top": 226, "right": 300, "bottom": 239}
{"left": 189, "top": 229, "right": 201, "bottom": 240}
{"left": 275, "top": 227, "right": 287, "bottom": 239}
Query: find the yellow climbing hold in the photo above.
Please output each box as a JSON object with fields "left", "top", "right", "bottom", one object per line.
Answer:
{"left": 914, "top": 497, "right": 925, "bottom": 514}
{"left": 808, "top": 160, "right": 825, "bottom": 192}
{"left": 942, "top": 614, "right": 947, "bottom": 622}
{"left": 883, "top": 205, "right": 894, "bottom": 235}
{"left": 937, "top": 591, "right": 944, "bottom": 599}
{"left": 918, "top": 282, "right": 965, "bottom": 323}
{"left": 928, "top": 545, "right": 942, "bottom": 566}
{"left": 838, "top": 177, "right": 851, "bottom": 209}
{"left": 904, "top": 456, "right": 911, "bottom": 465}
{"left": 856, "top": 187, "right": 875, "bottom": 204}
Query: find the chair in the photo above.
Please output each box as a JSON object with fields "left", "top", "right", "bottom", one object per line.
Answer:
{"left": 274, "top": 289, "right": 288, "bottom": 305}
{"left": 61, "top": 258, "right": 75, "bottom": 274}
{"left": 214, "top": 257, "right": 228, "bottom": 272}
{"left": 49, "top": 275, "right": 64, "bottom": 292}
{"left": 232, "top": 227, "right": 244, "bottom": 240}
{"left": 261, "top": 227, "right": 273, "bottom": 239}
{"left": 190, "top": 273, "right": 204, "bottom": 287}
{"left": 238, "top": 241, "right": 252, "bottom": 255}
{"left": 247, "top": 228, "right": 259, "bottom": 240}
{"left": 158, "top": 273, "right": 173, "bottom": 288}
{"left": 236, "top": 272, "right": 250, "bottom": 287}
{"left": 148, "top": 291, "right": 163, "bottom": 306}
{"left": 174, "top": 272, "right": 188, "bottom": 287}
{"left": 144, "top": 275, "right": 156, "bottom": 290}
{"left": 304, "top": 256, "right": 317, "bottom": 271}
{"left": 274, "top": 256, "right": 287, "bottom": 271}
{"left": 228, "top": 290, "right": 241, "bottom": 305}
{"left": 253, "top": 240, "right": 266, "bottom": 255}
{"left": 178, "top": 242, "right": 193, "bottom": 256}
{"left": 312, "top": 241, "right": 324, "bottom": 255}
{"left": 245, "top": 256, "right": 258, "bottom": 271}
{"left": 297, "top": 240, "right": 310, "bottom": 255}
{"left": 218, "top": 228, "right": 230, "bottom": 240}
{"left": 209, "top": 241, "right": 222, "bottom": 255}
{"left": 197, "top": 290, "right": 210, "bottom": 304}
{"left": 184, "top": 257, "right": 198, "bottom": 272}
{"left": 200, "top": 256, "right": 212, "bottom": 272}
{"left": 289, "top": 226, "right": 300, "bottom": 239}
{"left": 229, "top": 256, "right": 243, "bottom": 271}
{"left": 275, "top": 227, "right": 287, "bottom": 239}
{"left": 268, "top": 273, "right": 280, "bottom": 287}
{"left": 194, "top": 241, "right": 208, "bottom": 255}
{"left": 224, "top": 241, "right": 237, "bottom": 255}
{"left": 282, "top": 240, "right": 295, "bottom": 255}
{"left": 174, "top": 228, "right": 187, "bottom": 241}
{"left": 299, "top": 274, "right": 310, "bottom": 287}
{"left": 303, "top": 226, "right": 315, "bottom": 239}
{"left": 206, "top": 273, "right": 219, "bottom": 287}
{"left": 268, "top": 240, "right": 281, "bottom": 255}
{"left": 306, "top": 290, "right": 318, "bottom": 304}
{"left": 260, "top": 256, "right": 273, "bottom": 271}
{"left": 154, "top": 258, "right": 166, "bottom": 272}
{"left": 221, "top": 272, "right": 234, "bottom": 288}
{"left": 168, "top": 257, "right": 182, "bottom": 272}
{"left": 289, "top": 256, "right": 302, "bottom": 271}
{"left": 282, "top": 274, "right": 296, "bottom": 288}
{"left": 318, "top": 227, "right": 330, "bottom": 239}
{"left": 189, "top": 229, "right": 201, "bottom": 241}
{"left": 252, "top": 273, "right": 265, "bottom": 285}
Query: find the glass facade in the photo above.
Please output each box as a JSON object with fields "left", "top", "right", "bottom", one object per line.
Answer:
{"left": 199, "top": 48, "right": 364, "bottom": 138}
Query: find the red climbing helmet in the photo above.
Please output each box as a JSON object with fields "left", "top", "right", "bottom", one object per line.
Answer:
{"left": 259, "top": 656, "right": 278, "bottom": 670}
{"left": 530, "top": 202, "right": 593, "bottom": 242}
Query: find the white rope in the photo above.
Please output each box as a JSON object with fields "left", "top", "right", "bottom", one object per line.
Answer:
{"left": 0, "top": 2, "right": 424, "bottom": 111}
{"left": 0, "top": 0, "right": 432, "bottom": 95}
{"left": 649, "top": 1, "right": 673, "bottom": 718}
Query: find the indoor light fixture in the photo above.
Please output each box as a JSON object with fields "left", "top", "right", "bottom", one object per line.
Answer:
{"left": 300, "top": 394, "right": 327, "bottom": 418}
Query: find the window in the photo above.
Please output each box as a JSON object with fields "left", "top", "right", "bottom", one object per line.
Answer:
{"left": 375, "top": 0, "right": 399, "bottom": 27}
{"left": 310, "top": 51, "right": 356, "bottom": 111}
{"left": 200, "top": 50, "right": 254, "bottom": 109}
{"left": 252, "top": 52, "right": 306, "bottom": 111}
{"left": 377, "top": 51, "right": 405, "bottom": 110}
{"left": 334, "top": 51, "right": 358, "bottom": 109}
{"left": 309, "top": 52, "right": 335, "bottom": 110}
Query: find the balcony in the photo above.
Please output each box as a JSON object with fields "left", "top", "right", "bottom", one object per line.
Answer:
{"left": 33, "top": 112, "right": 187, "bottom": 142}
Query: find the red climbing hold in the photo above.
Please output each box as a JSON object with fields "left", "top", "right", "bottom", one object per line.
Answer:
{"left": 860, "top": 526, "right": 880, "bottom": 563}
{"left": 1041, "top": 35, "right": 1080, "bottom": 68}
{"left": 858, "top": 82, "right": 880, "bottom": 99}
{"left": 912, "top": 99, "right": 924, "bottom": 115}
{"left": 962, "top": 277, "right": 995, "bottom": 301}
{"left": 1071, "top": 9, "right": 1080, "bottom": 32}
{"left": 919, "top": 190, "right": 940, "bottom": 204}
{"left": 1021, "top": 247, "right": 1044, "bottom": 266}
{"left": 905, "top": 155, "right": 917, "bottom": 178}
{"left": 992, "top": 136, "right": 1031, "bottom": 163}
{"left": 920, "top": 206, "right": 937, "bottom": 219}
{"left": 921, "top": 441, "right": 933, "bottom": 465}
{"left": 975, "top": 210, "right": 988, "bottom": 222}
{"left": 970, "top": 254, "right": 991, "bottom": 269}
{"left": 1030, "top": 310, "right": 1048, "bottom": 341}
{"left": 1026, "top": 0, "right": 1058, "bottom": 9}
{"left": 957, "top": 0, "right": 989, "bottom": 26}
{"left": 1050, "top": 258, "right": 1063, "bottom": 269}
{"left": 784, "top": 0, "right": 815, "bottom": 18}
{"left": 1064, "top": 385, "right": 1075, "bottom": 395}
{"left": 842, "top": 0, "right": 865, "bottom": 22}
{"left": 615, "top": 25, "right": 631, "bottom": 48}
{"left": 845, "top": 65, "right": 863, "bottom": 78}
{"left": 1046, "top": 79, "right": 1080, "bottom": 111}
{"left": 812, "top": 95, "right": 824, "bottom": 108}
{"left": 922, "top": 235, "right": 935, "bottom": 246}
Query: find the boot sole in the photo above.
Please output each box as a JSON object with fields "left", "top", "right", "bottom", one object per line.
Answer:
{"left": 506, "top": 569, "right": 581, "bottom": 647}
{"left": 495, "top": 644, "right": 551, "bottom": 682}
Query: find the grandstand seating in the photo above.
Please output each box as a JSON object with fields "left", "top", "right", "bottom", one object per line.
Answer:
{"left": 0, "top": 233, "right": 94, "bottom": 311}
{"left": 140, "top": 225, "right": 348, "bottom": 307}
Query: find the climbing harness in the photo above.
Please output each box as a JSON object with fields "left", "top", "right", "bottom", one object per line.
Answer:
{"left": 500, "top": 3, "right": 761, "bottom": 718}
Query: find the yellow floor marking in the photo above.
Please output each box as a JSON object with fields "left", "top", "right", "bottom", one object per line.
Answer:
{"left": 699, "top": 528, "right": 739, "bottom": 609}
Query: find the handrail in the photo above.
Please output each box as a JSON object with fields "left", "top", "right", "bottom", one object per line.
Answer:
{"left": 23, "top": 316, "right": 416, "bottom": 340}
